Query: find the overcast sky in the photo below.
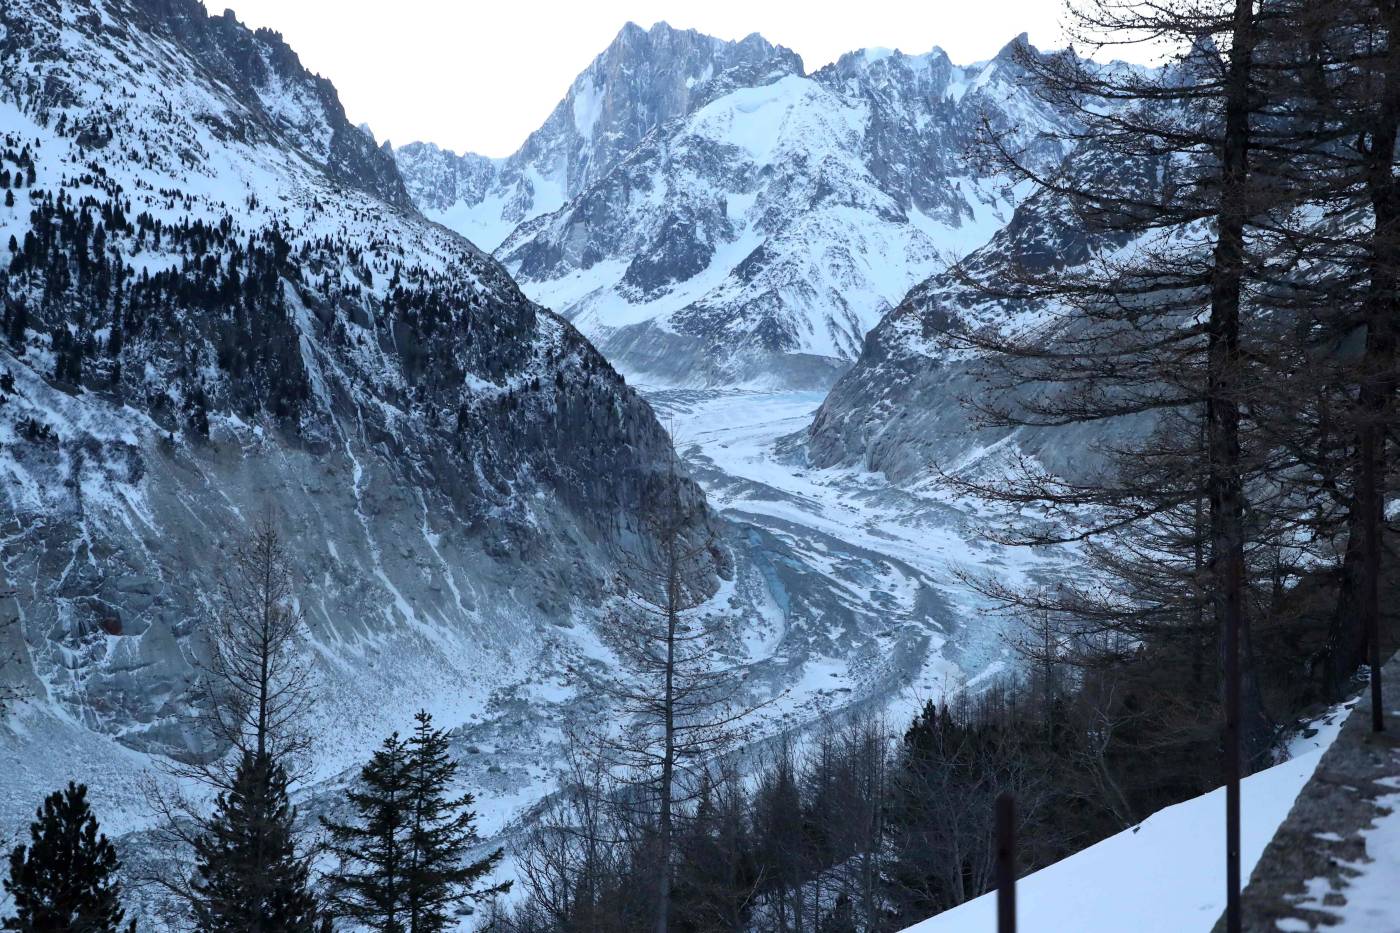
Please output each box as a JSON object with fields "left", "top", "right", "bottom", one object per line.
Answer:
{"left": 201, "top": 1, "right": 1122, "bottom": 158}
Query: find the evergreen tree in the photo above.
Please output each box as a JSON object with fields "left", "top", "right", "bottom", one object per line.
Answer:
{"left": 322, "top": 731, "right": 414, "bottom": 933}
{"left": 402, "top": 711, "right": 509, "bottom": 933}
{"left": 3, "top": 782, "right": 135, "bottom": 933}
{"left": 189, "top": 752, "right": 319, "bottom": 933}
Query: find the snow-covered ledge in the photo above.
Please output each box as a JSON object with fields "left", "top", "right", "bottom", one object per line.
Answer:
{"left": 900, "top": 715, "right": 1341, "bottom": 932}
{"left": 1221, "top": 650, "right": 1400, "bottom": 931}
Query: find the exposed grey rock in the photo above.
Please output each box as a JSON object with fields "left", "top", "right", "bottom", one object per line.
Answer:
{"left": 0, "top": 0, "right": 709, "bottom": 761}
{"left": 124, "top": 0, "right": 414, "bottom": 208}
{"left": 804, "top": 144, "right": 1160, "bottom": 483}
{"left": 0, "top": 12, "right": 980, "bottom": 903}
{"left": 1221, "top": 652, "right": 1400, "bottom": 931}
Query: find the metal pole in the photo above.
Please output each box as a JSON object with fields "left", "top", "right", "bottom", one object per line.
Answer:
{"left": 1370, "top": 592, "right": 1384, "bottom": 733}
{"left": 996, "top": 792, "right": 1016, "bottom": 933}
{"left": 1225, "top": 591, "right": 1241, "bottom": 933}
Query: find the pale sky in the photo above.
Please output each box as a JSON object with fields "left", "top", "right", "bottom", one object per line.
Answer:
{"left": 201, "top": 1, "right": 1102, "bottom": 158}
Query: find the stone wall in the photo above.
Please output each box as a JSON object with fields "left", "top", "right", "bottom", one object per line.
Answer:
{"left": 1219, "top": 651, "right": 1400, "bottom": 931}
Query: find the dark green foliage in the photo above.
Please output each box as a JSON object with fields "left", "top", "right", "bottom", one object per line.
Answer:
{"left": 189, "top": 752, "right": 319, "bottom": 933}
{"left": 402, "top": 711, "right": 510, "bottom": 932}
{"left": 670, "top": 774, "right": 759, "bottom": 933}
{"left": 2, "top": 298, "right": 25, "bottom": 347}
{"left": 3, "top": 782, "right": 135, "bottom": 933}
{"left": 2, "top": 184, "right": 311, "bottom": 421}
{"left": 324, "top": 712, "right": 508, "bottom": 933}
{"left": 322, "top": 731, "right": 414, "bottom": 932}
{"left": 497, "top": 651, "right": 1263, "bottom": 933}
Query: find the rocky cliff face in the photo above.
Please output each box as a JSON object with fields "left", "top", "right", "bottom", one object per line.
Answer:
{"left": 120, "top": 0, "right": 414, "bottom": 209}
{"left": 804, "top": 143, "right": 1164, "bottom": 483}
{"left": 0, "top": 10, "right": 968, "bottom": 896}
{"left": 396, "top": 29, "right": 1090, "bottom": 388}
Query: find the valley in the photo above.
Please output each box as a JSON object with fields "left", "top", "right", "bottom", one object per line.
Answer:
{"left": 4, "top": 0, "right": 1395, "bottom": 929}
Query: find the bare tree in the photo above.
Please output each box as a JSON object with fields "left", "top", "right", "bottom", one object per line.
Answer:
{"left": 1265, "top": 0, "right": 1400, "bottom": 715}
{"left": 507, "top": 748, "right": 645, "bottom": 933}
{"left": 929, "top": 0, "right": 1348, "bottom": 771}
{"left": 142, "top": 519, "right": 317, "bottom": 908}
{"left": 591, "top": 463, "right": 754, "bottom": 933}
{"left": 806, "top": 715, "right": 892, "bottom": 933}
{"left": 672, "top": 760, "right": 764, "bottom": 933}
{"left": 750, "top": 737, "right": 806, "bottom": 933}
{"left": 887, "top": 690, "right": 1048, "bottom": 920}
{"left": 198, "top": 519, "right": 316, "bottom": 770}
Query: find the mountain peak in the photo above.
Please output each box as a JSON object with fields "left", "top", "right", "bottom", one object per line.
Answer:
{"left": 820, "top": 44, "right": 953, "bottom": 83}
{"left": 396, "top": 20, "right": 802, "bottom": 247}
{"left": 994, "top": 32, "right": 1033, "bottom": 61}
{"left": 605, "top": 19, "right": 785, "bottom": 58}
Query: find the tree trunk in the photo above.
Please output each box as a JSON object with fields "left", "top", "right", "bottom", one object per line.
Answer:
{"left": 655, "top": 537, "right": 679, "bottom": 933}
{"left": 1208, "top": 4, "right": 1260, "bottom": 931}
{"left": 1327, "top": 525, "right": 1369, "bottom": 696}
{"left": 1356, "top": 0, "right": 1400, "bottom": 732}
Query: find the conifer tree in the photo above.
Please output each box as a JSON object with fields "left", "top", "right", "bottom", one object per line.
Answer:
{"left": 402, "top": 711, "right": 509, "bottom": 933}
{"left": 322, "top": 731, "right": 414, "bottom": 932}
{"left": 188, "top": 752, "right": 319, "bottom": 933}
{"left": 3, "top": 782, "right": 135, "bottom": 933}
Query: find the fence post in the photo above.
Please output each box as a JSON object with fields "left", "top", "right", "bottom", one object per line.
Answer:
{"left": 1225, "top": 594, "right": 1241, "bottom": 933}
{"left": 996, "top": 792, "right": 1016, "bottom": 933}
{"left": 1370, "top": 612, "right": 1385, "bottom": 733}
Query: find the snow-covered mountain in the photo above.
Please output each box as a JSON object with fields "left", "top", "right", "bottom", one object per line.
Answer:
{"left": 1, "top": 6, "right": 983, "bottom": 910}
{"left": 803, "top": 140, "right": 1164, "bottom": 485}
{"left": 395, "top": 27, "right": 1083, "bottom": 388}
{"left": 0, "top": 0, "right": 721, "bottom": 822}
{"left": 394, "top": 22, "right": 802, "bottom": 252}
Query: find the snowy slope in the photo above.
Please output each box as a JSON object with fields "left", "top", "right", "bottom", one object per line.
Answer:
{"left": 0, "top": 0, "right": 714, "bottom": 854}
{"left": 804, "top": 138, "right": 1167, "bottom": 485}
{"left": 903, "top": 750, "right": 1330, "bottom": 933}
{"left": 644, "top": 387, "right": 1079, "bottom": 724}
{"left": 498, "top": 35, "right": 1077, "bottom": 389}
{"left": 0, "top": 9, "right": 1029, "bottom": 920}
{"left": 396, "top": 28, "right": 1087, "bottom": 388}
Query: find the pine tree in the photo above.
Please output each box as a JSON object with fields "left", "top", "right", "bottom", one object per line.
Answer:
{"left": 3, "top": 782, "right": 136, "bottom": 933}
{"left": 402, "top": 711, "right": 509, "bottom": 933}
{"left": 322, "top": 731, "right": 414, "bottom": 932}
{"left": 189, "top": 752, "right": 320, "bottom": 933}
